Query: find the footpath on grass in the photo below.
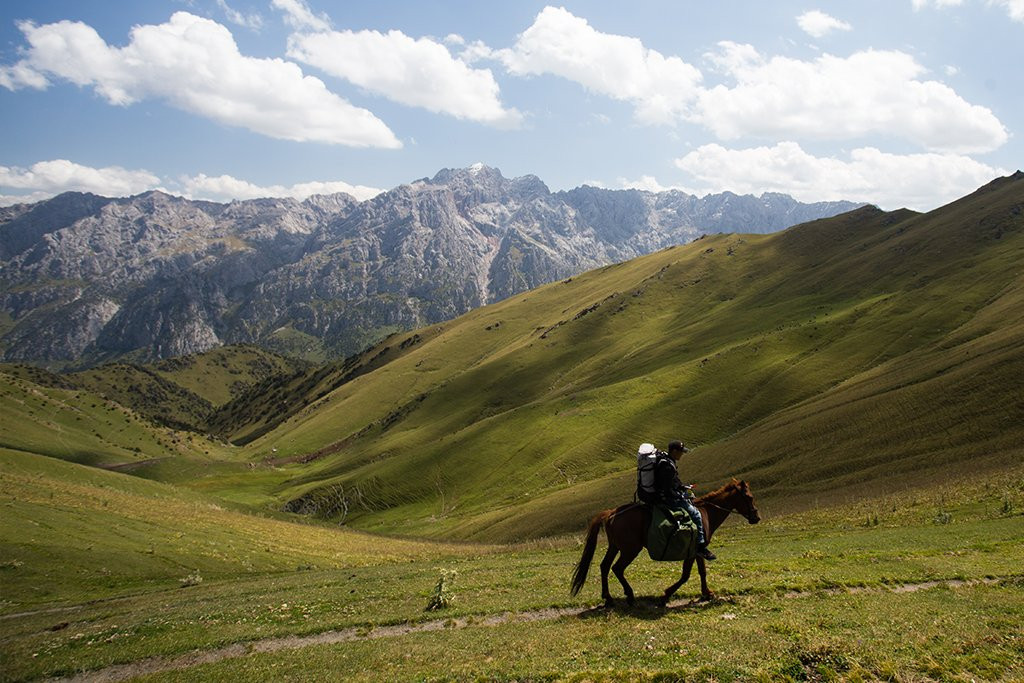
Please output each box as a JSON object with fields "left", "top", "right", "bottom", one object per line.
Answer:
{"left": 51, "top": 576, "right": 1013, "bottom": 683}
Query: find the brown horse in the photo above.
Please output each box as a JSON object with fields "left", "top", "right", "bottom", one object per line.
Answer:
{"left": 570, "top": 479, "right": 760, "bottom": 606}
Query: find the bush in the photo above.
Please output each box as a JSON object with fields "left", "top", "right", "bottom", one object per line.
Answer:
{"left": 179, "top": 572, "right": 203, "bottom": 588}
{"left": 425, "top": 568, "right": 457, "bottom": 611}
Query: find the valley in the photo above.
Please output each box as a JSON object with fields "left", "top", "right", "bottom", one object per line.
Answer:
{"left": 1, "top": 172, "right": 1022, "bottom": 681}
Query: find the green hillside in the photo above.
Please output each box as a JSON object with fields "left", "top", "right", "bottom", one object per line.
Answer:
{"left": 0, "top": 365, "right": 227, "bottom": 468}
{"left": 68, "top": 363, "right": 214, "bottom": 432}
{"left": 201, "top": 173, "right": 1024, "bottom": 541}
{"left": 151, "top": 345, "right": 309, "bottom": 407}
{"left": 206, "top": 332, "right": 437, "bottom": 445}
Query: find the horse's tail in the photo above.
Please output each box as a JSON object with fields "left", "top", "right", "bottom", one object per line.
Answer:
{"left": 570, "top": 509, "right": 611, "bottom": 596}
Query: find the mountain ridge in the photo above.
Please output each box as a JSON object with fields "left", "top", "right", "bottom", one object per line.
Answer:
{"left": 1, "top": 165, "right": 864, "bottom": 368}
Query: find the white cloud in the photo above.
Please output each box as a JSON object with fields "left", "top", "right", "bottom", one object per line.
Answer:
{"left": 287, "top": 28, "right": 522, "bottom": 127}
{"left": 914, "top": 0, "right": 1023, "bottom": 20}
{"left": 0, "top": 13, "right": 401, "bottom": 148}
{"left": 617, "top": 175, "right": 686, "bottom": 193}
{"left": 0, "top": 191, "right": 54, "bottom": 206}
{"left": 489, "top": 7, "right": 1005, "bottom": 154}
{"left": 271, "top": 0, "right": 330, "bottom": 31}
{"left": 496, "top": 6, "right": 703, "bottom": 125}
{"left": 912, "top": 0, "right": 964, "bottom": 9}
{"left": 797, "top": 10, "right": 853, "bottom": 37}
{"left": 989, "top": 0, "right": 1024, "bottom": 20}
{"left": 673, "top": 141, "right": 1006, "bottom": 211}
{"left": 217, "top": 0, "right": 263, "bottom": 31}
{"left": 181, "top": 173, "right": 383, "bottom": 202}
{"left": 0, "top": 159, "right": 161, "bottom": 203}
{"left": 697, "top": 43, "right": 1008, "bottom": 153}
{"left": 0, "top": 159, "right": 384, "bottom": 205}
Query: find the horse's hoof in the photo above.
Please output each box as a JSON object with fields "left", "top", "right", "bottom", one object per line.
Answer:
{"left": 603, "top": 597, "right": 614, "bottom": 608}
{"left": 700, "top": 593, "right": 715, "bottom": 602}
{"left": 626, "top": 596, "right": 635, "bottom": 606}
{"left": 658, "top": 596, "right": 669, "bottom": 608}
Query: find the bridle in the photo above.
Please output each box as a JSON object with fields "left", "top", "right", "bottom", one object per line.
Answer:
{"left": 699, "top": 495, "right": 758, "bottom": 522}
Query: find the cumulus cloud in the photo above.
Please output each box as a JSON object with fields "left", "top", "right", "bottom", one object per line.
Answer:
{"left": 271, "top": 0, "right": 330, "bottom": 31}
{"left": 287, "top": 28, "right": 522, "bottom": 127}
{"left": 0, "top": 12, "right": 401, "bottom": 148}
{"left": 697, "top": 42, "right": 1008, "bottom": 153}
{"left": 673, "top": 141, "right": 1006, "bottom": 210}
{"left": 489, "top": 7, "right": 1005, "bottom": 154}
{"left": 496, "top": 6, "right": 703, "bottom": 125}
{"left": 797, "top": 10, "right": 853, "bottom": 37}
{"left": 181, "top": 173, "right": 383, "bottom": 202}
{"left": 0, "top": 159, "right": 161, "bottom": 203}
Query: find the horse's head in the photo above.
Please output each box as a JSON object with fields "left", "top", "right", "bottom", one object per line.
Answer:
{"left": 728, "top": 478, "right": 760, "bottom": 524}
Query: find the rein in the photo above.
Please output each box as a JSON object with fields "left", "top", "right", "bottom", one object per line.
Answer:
{"left": 698, "top": 499, "right": 733, "bottom": 513}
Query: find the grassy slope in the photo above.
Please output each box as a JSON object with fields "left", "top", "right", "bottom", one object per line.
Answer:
{"left": 1, "top": 451, "right": 1020, "bottom": 682}
{"left": 0, "top": 367, "right": 228, "bottom": 468}
{"left": 68, "top": 363, "right": 214, "bottom": 432}
{"left": 0, "top": 449, "right": 477, "bottom": 610}
{"left": 151, "top": 345, "right": 308, "bottom": 408}
{"left": 206, "top": 332, "right": 438, "bottom": 445}
{"left": 199, "top": 174, "right": 1023, "bottom": 541}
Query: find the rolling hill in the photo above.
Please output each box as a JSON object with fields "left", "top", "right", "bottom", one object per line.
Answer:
{"left": 194, "top": 172, "right": 1024, "bottom": 542}
{"left": 2, "top": 173, "right": 1020, "bottom": 546}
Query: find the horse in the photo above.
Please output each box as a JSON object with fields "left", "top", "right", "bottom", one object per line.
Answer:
{"left": 570, "top": 478, "right": 760, "bottom": 607}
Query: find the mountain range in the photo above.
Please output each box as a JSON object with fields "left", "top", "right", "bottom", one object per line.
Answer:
{"left": 0, "top": 165, "right": 861, "bottom": 368}
{"left": 0, "top": 172, "right": 1020, "bottom": 542}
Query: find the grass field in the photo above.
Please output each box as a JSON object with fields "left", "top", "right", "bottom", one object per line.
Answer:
{"left": 1, "top": 450, "right": 1021, "bottom": 681}
{"left": 2, "top": 176, "right": 1023, "bottom": 681}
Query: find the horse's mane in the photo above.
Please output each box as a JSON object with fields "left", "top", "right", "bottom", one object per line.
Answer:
{"left": 695, "top": 478, "right": 745, "bottom": 505}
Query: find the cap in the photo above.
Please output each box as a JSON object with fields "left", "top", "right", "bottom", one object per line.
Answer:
{"left": 667, "top": 440, "right": 689, "bottom": 453}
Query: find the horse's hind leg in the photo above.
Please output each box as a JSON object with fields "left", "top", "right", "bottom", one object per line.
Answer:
{"left": 599, "top": 543, "right": 617, "bottom": 606}
{"left": 612, "top": 546, "right": 641, "bottom": 606}
{"left": 660, "top": 557, "right": 694, "bottom": 607}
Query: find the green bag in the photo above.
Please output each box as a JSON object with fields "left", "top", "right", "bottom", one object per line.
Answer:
{"left": 646, "top": 506, "right": 698, "bottom": 562}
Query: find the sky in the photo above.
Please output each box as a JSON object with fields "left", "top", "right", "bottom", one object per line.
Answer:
{"left": 1, "top": 0, "right": 1021, "bottom": 211}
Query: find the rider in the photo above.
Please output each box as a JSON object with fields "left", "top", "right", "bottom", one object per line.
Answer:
{"left": 654, "top": 440, "right": 716, "bottom": 561}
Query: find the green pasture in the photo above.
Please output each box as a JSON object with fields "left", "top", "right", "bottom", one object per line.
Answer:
{"left": 1, "top": 451, "right": 1021, "bottom": 681}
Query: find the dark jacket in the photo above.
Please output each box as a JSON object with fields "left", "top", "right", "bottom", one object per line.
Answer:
{"left": 654, "top": 456, "right": 688, "bottom": 506}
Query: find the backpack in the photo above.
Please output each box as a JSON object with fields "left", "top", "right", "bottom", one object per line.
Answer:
{"left": 635, "top": 443, "right": 665, "bottom": 502}
{"left": 647, "top": 505, "right": 698, "bottom": 562}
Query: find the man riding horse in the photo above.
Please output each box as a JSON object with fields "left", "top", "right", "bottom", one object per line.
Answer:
{"left": 641, "top": 440, "right": 716, "bottom": 561}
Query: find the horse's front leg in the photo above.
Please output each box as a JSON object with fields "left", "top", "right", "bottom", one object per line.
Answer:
{"left": 697, "top": 556, "right": 715, "bottom": 601}
{"left": 659, "top": 557, "right": 694, "bottom": 607}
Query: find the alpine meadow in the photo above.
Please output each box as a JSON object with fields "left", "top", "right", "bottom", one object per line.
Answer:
{"left": 1, "top": 170, "right": 1022, "bottom": 682}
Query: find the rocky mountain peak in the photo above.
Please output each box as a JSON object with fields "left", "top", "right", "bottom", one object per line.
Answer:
{"left": 1, "top": 167, "right": 867, "bottom": 367}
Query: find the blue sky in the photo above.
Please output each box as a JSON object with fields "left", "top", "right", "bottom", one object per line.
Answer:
{"left": 1, "top": 0, "right": 1020, "bottom": 210}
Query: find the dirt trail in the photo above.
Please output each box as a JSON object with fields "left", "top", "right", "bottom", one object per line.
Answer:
{"left": 49, "top": 577, "right": 1011, "bottom": 683}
